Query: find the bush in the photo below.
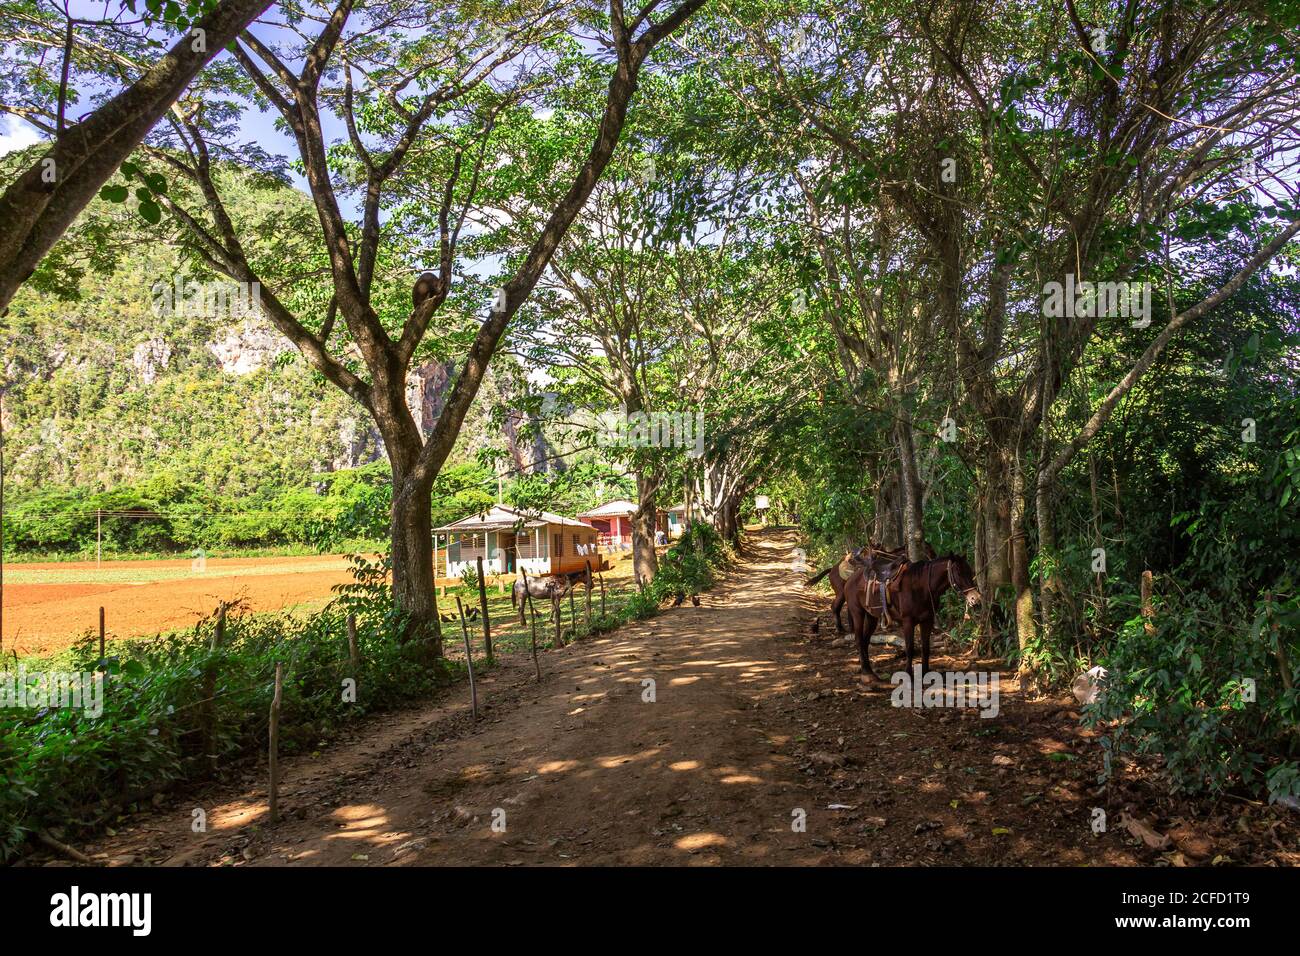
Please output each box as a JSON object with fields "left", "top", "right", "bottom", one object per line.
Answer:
{"left": 460, "top": 565, "right": 481, "bottom": 593}
{"left": 644, "top": 521, "right": 730, "bottom": 603}
{"left": 0, "top": 569, "right": 454, "bottom": 861}
{"left": 1086, "top": 586, "right": 1300, "bottom": 803}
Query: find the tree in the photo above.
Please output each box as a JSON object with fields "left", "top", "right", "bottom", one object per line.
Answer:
{"left": 139, "top": 0, "right": 705, "bottom": 651}
{"left": 694, "top": 0, "right": 1300, "bottom": 659}
{"left": 0, "top": 0, "right": 275, "bottom": 312}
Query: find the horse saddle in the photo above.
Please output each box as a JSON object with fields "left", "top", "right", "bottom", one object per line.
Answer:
{"left": 869, "top": 558, "right": 909, "bottom": 625}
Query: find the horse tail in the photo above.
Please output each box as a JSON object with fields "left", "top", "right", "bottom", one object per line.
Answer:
{"left": 806, "top": 564, "right": 835, "bottom": 586}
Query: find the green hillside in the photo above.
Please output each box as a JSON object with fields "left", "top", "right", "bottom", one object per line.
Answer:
{"left": 0, "top": 152, "right": 513, "bottom": 557}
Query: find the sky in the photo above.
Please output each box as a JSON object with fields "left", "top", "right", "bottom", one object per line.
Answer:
{"left": 0, "top": 114, "right": 44, "bottom": 156}
{"left": 0, "top": 4, "right": 320, "bottom": 198}
{"left": 0, "top": 5, "right": 578, "bottom": 255}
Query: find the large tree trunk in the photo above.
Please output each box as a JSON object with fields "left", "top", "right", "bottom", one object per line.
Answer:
{"left": 981, "top": 446, "right": 1012, "bottom": 588}
{"left": 378, "top": 390, "right": 440, "bottom": 655}
{"left": 1035, "top": 455, "right": 1060, "bottom": 643}
{"left": 871, "top": 467, "right": 904, "bottom": 551}
{"left": 631, "top": 468, "right": 660, "bottom": 586}
{"left": 1009, "top": 448, "right": 1036, "bottom": 662}
{"left": 682, "top": 465, "right": 694, "bottom": 526}
{"left": 895, "top": 414, "right": 926, "bottom": 560}
{"left": 722, "top": 492, "right": 744, "bottom": 545}
{"left": 713, "top": 486, "right": 741, "bottom": 545}
{"left": 390, "top": 472, "right": 440, "bottom": 657}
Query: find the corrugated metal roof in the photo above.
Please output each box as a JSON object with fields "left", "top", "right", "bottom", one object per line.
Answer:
{"left": 579, "top": 499, "right": 686, "bottom": 517}
{"left": 577, "top": 498, "right": 639, "bottom": 518}
{"left": 434, "top": 504, "right": 593, "bottom": 533}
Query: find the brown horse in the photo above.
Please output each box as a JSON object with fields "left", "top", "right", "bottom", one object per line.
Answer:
{"left": 843, "top": 554, "right": 980, "bottom": 678}
{"left": 806, "top": 541, "right": 934, "bottom": 633}
{"left": 511, "top": 567, "right": 591, "bottom": 624}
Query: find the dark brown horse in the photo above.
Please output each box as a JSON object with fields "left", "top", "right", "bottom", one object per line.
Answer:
{"left": 806, "top": 541, "right": 933, "bottom": 633}
{"left": 843, "top": 554, "right": 980, "bottom": 678}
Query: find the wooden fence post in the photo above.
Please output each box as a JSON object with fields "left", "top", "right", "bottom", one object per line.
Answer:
{"left": 517, "top": 567, "right": 538, "bottom": 681}
{"left": 569, "top": 587, "right": 575, "bottom": 637}
{"left": 347, "top": 611, "right": 359, "bottom": 676}
{"left": 475, "top": 555, "right": 493, "bottom": 663}
{"left": 201, "top": 604, "right": 226, "bottom": 774}
{"left": 526, "top": 592, "right": 541, "bottom": 681}
{"left": 598, "top": 571, "right": 607, "bottom": 617}
{"left": 268, "top": 661, "right": 282, "bottom": 824}
{"left": 553, "top": 594, "right": 562, "bottom": 648}
{"left": 584, "top": 561, "right": 593, "bottom": 628}
{"left": 456, "top": 597, "right": 478, "bottom": 721}
{"left": 98, "top": 606, "right": 105, "bottom": 664}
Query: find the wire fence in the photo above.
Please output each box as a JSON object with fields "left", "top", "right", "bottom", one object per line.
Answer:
{"left": 0, "top": 566, "right": 647, "bottom": 772}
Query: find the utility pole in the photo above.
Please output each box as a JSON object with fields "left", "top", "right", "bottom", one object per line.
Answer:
{"left": 96, "top": 508, "right": 102, "bottom": 567}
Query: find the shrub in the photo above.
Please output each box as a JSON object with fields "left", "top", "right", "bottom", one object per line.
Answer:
{"left": 1086, "top": 586, "right": 1300, "bottom": 802}
{"left": 0, "top": 577, "right": 453, "bottom": 860}
{"left": 644, "top": 521, "right": 730, "bottom": 604}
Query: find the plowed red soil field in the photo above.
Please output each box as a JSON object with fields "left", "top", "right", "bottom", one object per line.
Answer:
{"left": 2, "top": 555, "right": 356, "bottom": 657}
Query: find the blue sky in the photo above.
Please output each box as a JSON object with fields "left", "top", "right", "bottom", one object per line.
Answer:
{"left": 1, "top": 4, "right": 321, "bottom": 200}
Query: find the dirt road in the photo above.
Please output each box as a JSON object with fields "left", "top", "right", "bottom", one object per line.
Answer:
{"left": 74, "top": 531, "right": 1295, "bottom": 867}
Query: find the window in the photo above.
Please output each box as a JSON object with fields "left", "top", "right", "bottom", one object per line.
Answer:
{"left": 448, "top": 537, "right": 461, "bottom": 563}
{"left": 553, "top": 533, "right": 563, "bottom": 557}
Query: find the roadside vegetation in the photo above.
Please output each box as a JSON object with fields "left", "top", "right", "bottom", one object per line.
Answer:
{"left": 0, "top": 521, "right": 730, "bottom": 861}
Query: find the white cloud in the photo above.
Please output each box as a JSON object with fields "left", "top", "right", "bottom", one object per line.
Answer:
{"left": 0, "top": 115, "right": 45, "bottom": 157}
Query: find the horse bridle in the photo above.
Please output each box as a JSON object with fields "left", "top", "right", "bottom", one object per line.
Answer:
{"left": 901, "top": 558, "right": 981, "bottom": 618}
{"left": 947, "top": 559, "right": 980, "bottom": 601}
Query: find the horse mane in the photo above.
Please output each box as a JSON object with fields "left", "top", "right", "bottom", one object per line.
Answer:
{"left": 899, "top": 554, "right": 958, "bottom": 581}
{"left": 898, "top": 556, "right": 936, "bottom": 580}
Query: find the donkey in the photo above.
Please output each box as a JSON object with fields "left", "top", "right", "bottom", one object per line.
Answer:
{"left": 842, "top": 553, "right": 981, "bottom": 679}
{"left": 806, "top": 541, "right": 934, "bottom": 633}
{"left": 511, "top": 567, "right": 591, "bottom": 624}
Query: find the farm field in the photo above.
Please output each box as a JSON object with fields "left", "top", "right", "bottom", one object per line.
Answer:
{"left": 1, "top": 554, "right": 358, "bottom": 656}
{"left": 2, "top": 549, "right": 643, "bottom": 657}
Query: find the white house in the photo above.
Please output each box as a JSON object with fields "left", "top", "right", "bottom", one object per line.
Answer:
{"left": 435, "top": 505, "right": 603, "bottom": 579}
